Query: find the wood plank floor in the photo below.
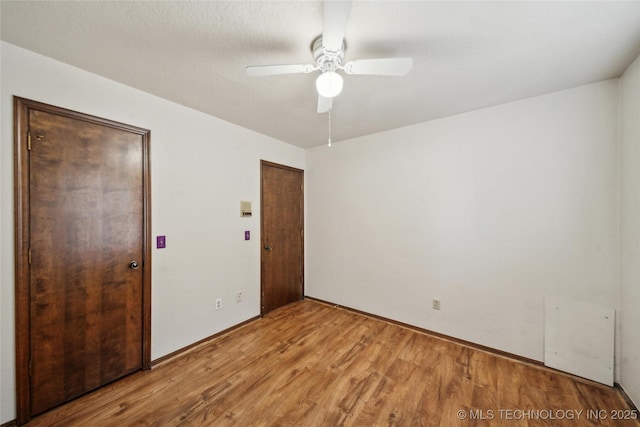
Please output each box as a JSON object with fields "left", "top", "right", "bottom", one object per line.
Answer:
{"left": 25, "top": 299, "right": 639, "bottom": 426}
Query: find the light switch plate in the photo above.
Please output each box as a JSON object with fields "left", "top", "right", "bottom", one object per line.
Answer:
{"left": 245, "top": 231, "right": 250, "bottom": 240}
{"left": 157, "top": 235, "right": 166, "bottom": 249}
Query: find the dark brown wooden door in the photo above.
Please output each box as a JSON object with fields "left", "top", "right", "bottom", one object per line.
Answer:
{"left": 261, "top": 161, "right": 304, "bottom": 314}
{"left": 14, "top": 98, "right": 151, "bottom": 422}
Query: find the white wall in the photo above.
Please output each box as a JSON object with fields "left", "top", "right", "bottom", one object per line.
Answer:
{"left": 619, "top": 54, "right": 640, "bottom": 407}
{"left": 0, "top": 42, "right": 305, "bottom": 424}
{"left": 306, "top": 80, "right": 620, "bottom": 363}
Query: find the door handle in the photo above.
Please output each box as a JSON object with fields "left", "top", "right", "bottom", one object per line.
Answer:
{"left": 264, "top": 245, "right": 272, "bottom": 252}
{"left": 129, "top": 260, "right": 140, "bottom": 270}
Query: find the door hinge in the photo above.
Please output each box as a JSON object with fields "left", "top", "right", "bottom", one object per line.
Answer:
{"left": 28, "top": 248, "right": 32, "bottom": 265}
{"left": 27, "top": 131, "right": 32, "bottom": 151}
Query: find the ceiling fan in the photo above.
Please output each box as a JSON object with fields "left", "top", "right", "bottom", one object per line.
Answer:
{"left": 245, "top": 0, "right": 413, "bottom": 114}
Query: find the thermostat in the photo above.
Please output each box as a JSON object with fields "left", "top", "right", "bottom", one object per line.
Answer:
{"left": 240, "top": 200, "right": 252, "bottom": 217}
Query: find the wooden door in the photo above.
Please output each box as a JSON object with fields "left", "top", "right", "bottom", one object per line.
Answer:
{"left": 260, "top": 161, "right": 304, "bottom": 314}
{"left": 14, "top": 97, "right": 151, "bottom": 423}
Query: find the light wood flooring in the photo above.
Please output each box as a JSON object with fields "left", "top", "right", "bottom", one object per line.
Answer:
{"left": 25, "top": 299, "right": 639, "bottom": 426}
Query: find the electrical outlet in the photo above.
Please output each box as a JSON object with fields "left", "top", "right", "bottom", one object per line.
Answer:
{"left": 236, "top": 291, "right": 243, "bottom": 302}
{"left": 432, "top": 299, "right": 441, "bottom": 310}
{"left": 215, "top": 298, "right": 222, "bottom": 310}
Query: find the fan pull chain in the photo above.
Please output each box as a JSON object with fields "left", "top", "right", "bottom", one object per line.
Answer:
{"left": 328, "top": 107, "right": 332, "bottom": 147}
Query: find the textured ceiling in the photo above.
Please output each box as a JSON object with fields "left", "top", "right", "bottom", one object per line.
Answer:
{"left": 2, "top": 1, "right": 640, "bottom": 148}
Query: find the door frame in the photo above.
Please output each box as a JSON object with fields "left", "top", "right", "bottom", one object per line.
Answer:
{"left": 260, "top": 160, "right": 304, "bottom": 316}
{"left": 13, "top": 97, "right": 152, "bottom": 424}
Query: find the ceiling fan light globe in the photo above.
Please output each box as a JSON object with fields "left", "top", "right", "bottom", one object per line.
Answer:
{"left": 316, "top": 71, "right": 343, "bottom": 98}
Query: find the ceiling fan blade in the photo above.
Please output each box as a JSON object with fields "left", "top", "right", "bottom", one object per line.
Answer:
{"left": 317, "top": 95, "right": 333, "bottom": 113}
{"left": 343, "top": 58, "right": 414, "bottom": 76}
{"left": 245, "top": 64, "right": 315, "bottom": 77}
{"left": 323, "top": 0, "right": 352, "bottom": 52}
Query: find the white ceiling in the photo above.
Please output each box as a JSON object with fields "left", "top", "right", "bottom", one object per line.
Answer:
{"left": 2, "top": 1, "right": 639, "bottom": 148}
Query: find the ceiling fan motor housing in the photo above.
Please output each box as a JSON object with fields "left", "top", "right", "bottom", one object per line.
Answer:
{"left": 312, "top": 35, "right": 345, "bottom": 73}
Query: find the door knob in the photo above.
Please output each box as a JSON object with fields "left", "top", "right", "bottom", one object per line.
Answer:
{"left": 264, "top": 245, "right": 272, "bottom": 251}
{"left": 129, "top": 260, "right": 140, "bottom": 270}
